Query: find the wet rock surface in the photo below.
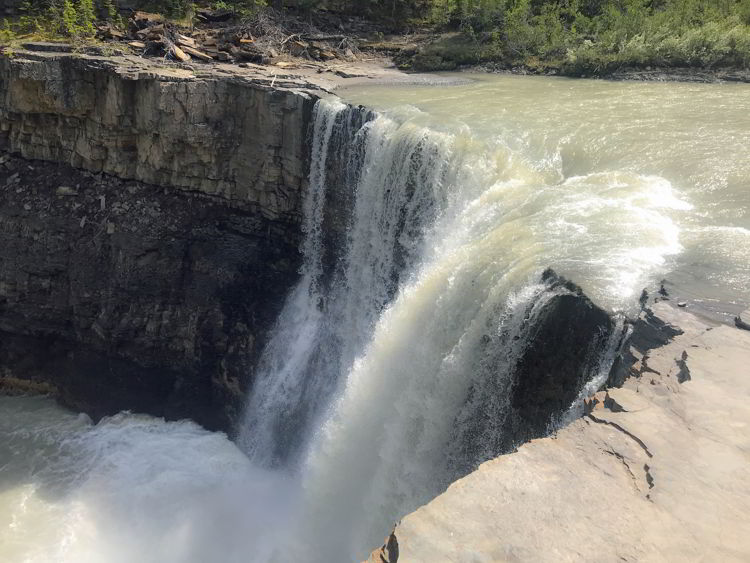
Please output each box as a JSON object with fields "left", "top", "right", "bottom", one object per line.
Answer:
{"left": 0, "top": 154, "right": 301, "bottom": 431}
{"left": 452, "top": 269, "right": 617, "bottom": 472}
{"left": 370, "top": 302, "right": 750, "bottom": 562}
{"left": 509, "top": 269, "right": 616, "bottom": 440}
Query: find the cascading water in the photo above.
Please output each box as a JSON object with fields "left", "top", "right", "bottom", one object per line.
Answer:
{"left": 4, "top": 74, "right": 735, "bottom": 563}
{"left": 235, "top": 98, "right": 653, "bottom": 560}
{"left": 238, "top": 100, "right": 466, "bottom": 469}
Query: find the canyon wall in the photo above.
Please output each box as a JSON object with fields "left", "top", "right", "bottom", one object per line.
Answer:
{"left": 0, "top": 50, "right": 622, "bottom": 445}
{"left": 0, "top": 51, "right": 316, "bottom": 220}
{"left": 0, "top": 50, "right": 324, "bottom": 431}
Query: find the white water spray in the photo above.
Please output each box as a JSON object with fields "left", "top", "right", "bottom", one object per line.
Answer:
{"left": 234, "top": 98, "right": 684, "bottom": 560}
{"left": 3, "top": 77, "right": 713, "bottom": 563}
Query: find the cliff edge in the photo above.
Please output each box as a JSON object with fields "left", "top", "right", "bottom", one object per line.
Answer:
{"left": 0, "top": 50, "right": 327, "bottom": 431}
{"left": 368, "top": 301, "right": 750, "bottom": 562}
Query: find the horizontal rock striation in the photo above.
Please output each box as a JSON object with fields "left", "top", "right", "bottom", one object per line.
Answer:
{"left": 0, "top": 50, "right": 319, "bottom": 221}
{"left": 0, "top": 51, "right": 327, "bottom": 431}
{"left": 0, "top": 155, "right": 300, "bottom": 431}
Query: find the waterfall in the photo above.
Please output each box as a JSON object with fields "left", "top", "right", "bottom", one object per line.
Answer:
{"left": 238, "top": 99, "right": 638, "bottom": 560}
{"left": 238, "top": 100, "right": 464, "bottom": 469}
{"left": 237, "top": 100, "right": 345, "bottom": 467}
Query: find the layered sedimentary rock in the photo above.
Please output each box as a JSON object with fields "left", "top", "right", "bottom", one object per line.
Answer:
{"left": 0, "top": 51, "right": 325, "bottom": 431}
{"left": 0, "top": 50, "right": 318, "bottom": 220}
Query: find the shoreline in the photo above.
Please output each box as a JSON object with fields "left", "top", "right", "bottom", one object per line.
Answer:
{"left": 7, "top": 41, "right": 750, "bottom": 94}
{"left": 461, "top": 63, "right": 750, "bottom": 84}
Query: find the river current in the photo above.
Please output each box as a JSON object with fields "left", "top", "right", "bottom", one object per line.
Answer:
{"left": 1, "top": 75, "right": 748, "bottom": 562}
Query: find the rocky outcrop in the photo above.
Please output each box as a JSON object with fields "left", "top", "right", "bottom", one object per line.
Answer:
{"left": 0, "top": 154, "right": 301, "bottom": 431}
{"left": 509, "top": 269, "right": 617, "bottom": 438}
{"left": 373, "top": 302, "right": 750, "bottom": 561}
{"left": 0, "top": 51, "right": 328, "bottom": 431}
{"left": 0, "top": 50, "right": 319, "bottom": 221}
{"left": 450, "top": 269, "right": 619, "bottom": 473}
{"left": 735, "top": 309, "right": 750, "bottom": 331}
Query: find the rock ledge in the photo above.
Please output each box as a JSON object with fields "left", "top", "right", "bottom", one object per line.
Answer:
{"left": 369, "top": 302, "right": 750, "bottom": 562}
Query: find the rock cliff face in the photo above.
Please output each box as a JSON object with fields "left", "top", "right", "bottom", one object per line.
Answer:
{"left": 0, "top": 51, "right": 317, "bottom": 221}
{"left": 0, "top": 51, "right": 325, "bottom": 431}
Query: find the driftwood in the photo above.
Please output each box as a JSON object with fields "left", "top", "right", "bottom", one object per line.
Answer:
{"left": 182, "top": 45, "right": 212, "bottom": 61}
{"left": 302, "top": 34, "right": 346, "bottom": 41}
{"left": 196, "top": 9, "right": 233, "bottom": 23}
{"left": 119, "top": 8, "right": 355, "bottom": 66}
{"left": 177, "top": 34, "right": 197, "bottom": 48}
{"left": 170, "top": 45, "right": 190, "bottom": 62}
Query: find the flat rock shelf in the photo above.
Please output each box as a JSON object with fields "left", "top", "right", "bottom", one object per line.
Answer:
{"left": 367, "top": 302, "right": 750, "bottom": 562}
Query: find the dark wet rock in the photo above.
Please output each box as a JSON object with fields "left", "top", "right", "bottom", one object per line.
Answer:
{"left": 451, "top": 268, "right": 617, "bottom": 471}
{"left": 509, "top": 269, "right": 616, "bottom": 441}
{"left": 0, "top": 155, "right": 301, "bottom": 432}
{"left": 735, "top": 310, "right": 750, "bottom": 331}
{"left": 659, "top": 280, "right": 669, "bottom": 296}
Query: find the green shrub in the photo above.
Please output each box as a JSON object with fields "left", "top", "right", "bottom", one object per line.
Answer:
{"left": 414, "top": 0, "right": 750, "bottom": 74}
{"left": 62, "top": 0, "right": 80, "bottom": 36}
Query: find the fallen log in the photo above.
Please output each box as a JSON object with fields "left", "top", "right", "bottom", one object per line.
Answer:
{"left": 302, "top": 34, "right": 346, "bottom": 41}
{"left": 177, "top": 34, "right": 196, "bottom": 48}
{"left": 195, "top": 9, "right": 233, "bottom": 22}
{"left": 181, "top": 45, "right": 212, "bottom": 61}
{"left": 170, "top": 45, "right": 191, "bottom": 62}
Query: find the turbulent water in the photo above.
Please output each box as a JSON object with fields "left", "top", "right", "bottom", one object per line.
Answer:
{"left": 2, "top": 75, "right": 749, "bottom": 562}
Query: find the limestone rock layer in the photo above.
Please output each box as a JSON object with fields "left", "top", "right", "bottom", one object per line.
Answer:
{"left": 0, "top": 52, "right": 324, "bottom": 431}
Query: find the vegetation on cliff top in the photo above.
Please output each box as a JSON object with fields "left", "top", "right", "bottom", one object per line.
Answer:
{"left": 2, "top": 0, "right": 750, "bottom": 76}
{"left": 404, "top": 0, "right": 750, "bottom": 74}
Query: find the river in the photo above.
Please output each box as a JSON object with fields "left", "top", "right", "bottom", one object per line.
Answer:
{"left": 1, "top": 75, "right": 748, "bottom": 562}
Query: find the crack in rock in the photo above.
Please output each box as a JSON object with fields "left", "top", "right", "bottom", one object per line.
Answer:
{"left": 587, "top": 413, "right": 653, "bottom": 458}
{"left": 604, "top": 448, "right": 642, "bottom": 493}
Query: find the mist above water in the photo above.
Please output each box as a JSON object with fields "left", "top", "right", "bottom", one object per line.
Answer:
{"left": 2, "top": 75, "right": 749, "bottom": 562}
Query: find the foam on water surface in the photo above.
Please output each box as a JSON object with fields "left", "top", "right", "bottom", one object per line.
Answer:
{"left": 3, "top": 75, "right": 749, "bottom": 563}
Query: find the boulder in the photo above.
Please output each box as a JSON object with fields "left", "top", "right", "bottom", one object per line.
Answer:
{"left": 735, "top": 309, "right": 750, "bottom": 331}
{"left": 509, "top": 269, "right": 616, "bottom": 439}
{"left": 450, "top": 268, "right": 618, "bottom": 472}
